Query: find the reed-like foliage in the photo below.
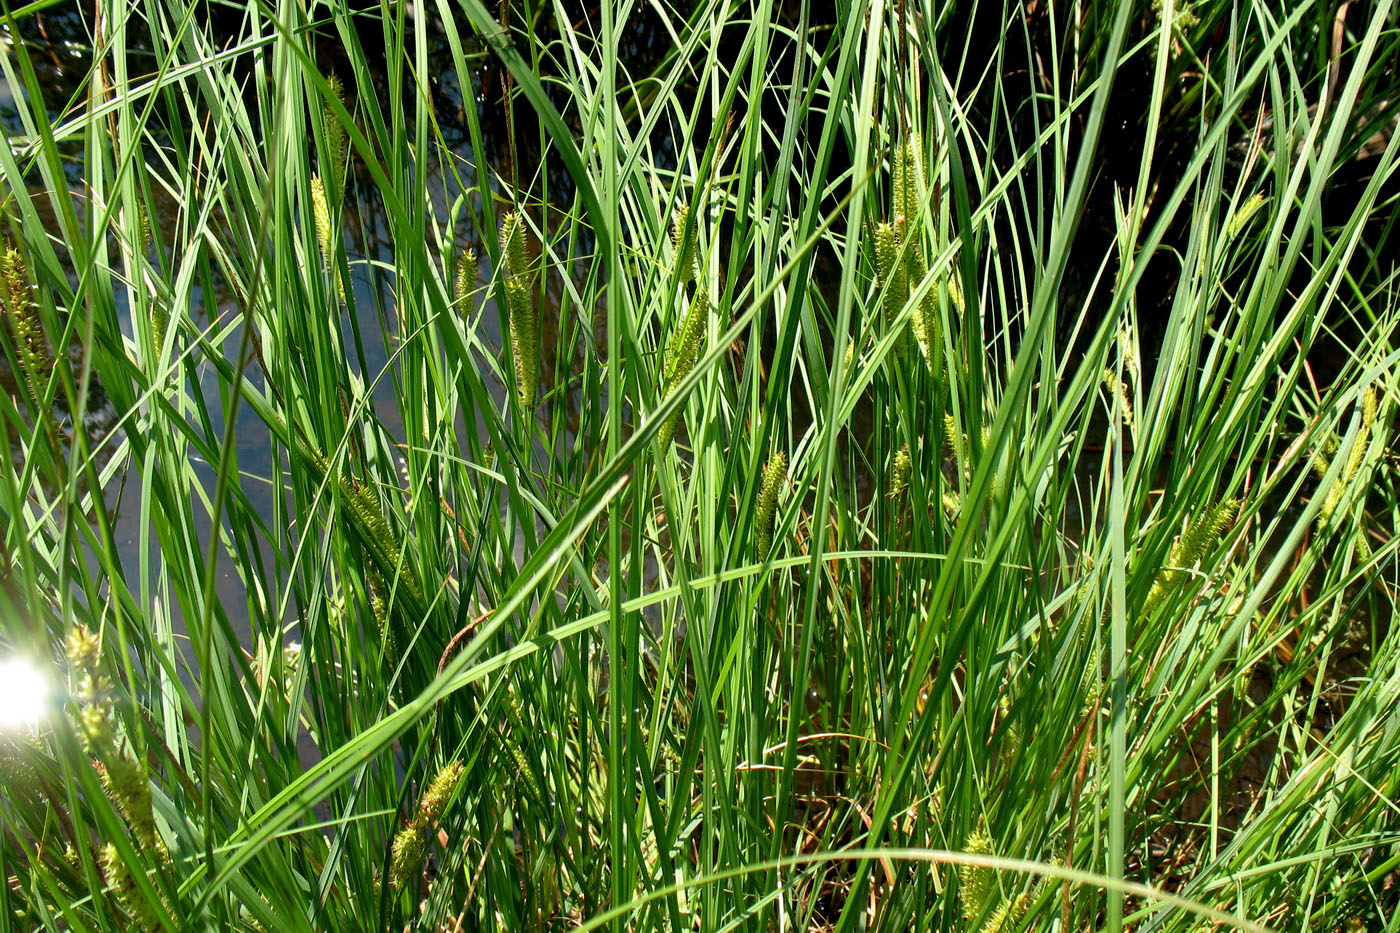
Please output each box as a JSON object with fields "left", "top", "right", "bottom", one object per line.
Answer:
{"left": 0, "top": 0, "right": 1397, "bottom": 930}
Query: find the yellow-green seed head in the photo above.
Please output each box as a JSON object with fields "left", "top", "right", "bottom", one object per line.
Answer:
{"left": 0, "top": 248, "right": 28, "bottom": 315}
{"left": 102, "top": 753, "right": 160, "bottom": 852}
{"left": 499, "top": 212, "right": 530, "bottom": 280}
{"left": 1178, "top": 497, "right": 1239, "bottom": 563}
{"left": 418, "top": 760, "right": 465, "bottom": 825}
{"left": 755, "top": 450, "right": 787, "bottom": 558}
{"left": 80, "top": 703, "right": 114, "bottom": 753}
{"left": 889, "top": 443, "right": 911, "bottom": 500}
{"left": 149, "top": 303, "right": 169, "bottom": 355}
{"left": 505, "top": 275, "right": 538, "bottom": 406}
{"left": 135, "top": 202, "right": 153, "bottom": 250}
{"left": 389, "top": 825, "right": 426, "bottom": 890}
{"left": 892, "top": 133, "right": 925, "bottom": 229}
{"left": 1146, "top": 498, "right": 1239, "bottom": 612}
{"left": 508, "top": 742, "right": 540, "bottom": 801}
{"left": 874, "top": 223, "right": 904, "bottom": 305}
{"left": 342, "top": 482, "right": 422, "bottom": 607}
{"left": 657, "top": 285, "right": 712, "bottom": 451}
{"left": 1, "top": 247, "right": 53, "bottom": 376}
{"left": 1342, "top": 425, "right": 1370, "bottom": 487}
{"left": 311, "top": 176, "right": 332, "bottom": 265}
{"left": 913, "top": 255, "right": 941, "bottom": 376}
{"left": 310, "top": 175, "right": 344, "bottom": 302}
{"left": 959, "top": 828, "right": 995, "bottom": 923}
{"left": 978, "top": 898, "right": 1015, "bottom": 933}
{"left": 100, "top": 841, "right": 162, "bottom": 929}
{"left": 1102, "top": 368, "right": 1134, "bottom": 427}
{"left": 499, "top": 212, "right": 538, "bottom": 407}
{"left": 1224, "top": 192, "right": 1266, "bottom": 240}
{"left": 663, "top": 286, "right": 710, "bottom": 387}
{"left": 946, "top": 274, "right": 965, "bottom": 316}
{"left": 672, "top": 204, "right": 698, "bottom": 284}
{"left": 324, "top": 75, "right": 349, "bottom": 192}
{"left": 874, "top": 222, "right": 908, "bottom": 355}
{"left": 67, "top": 626, "right": 101, "bottom": 676}
{"left": 455, "top": 247, "right": 476, "bottom": 305}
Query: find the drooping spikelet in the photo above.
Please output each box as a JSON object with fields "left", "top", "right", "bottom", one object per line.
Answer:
{"left": 1224, "top": 192, "right": 1267, "bottom": 240}
{"left": 1144, "top": 498, "right": 1240, "bottom": 612}
{"left": 136, "top": 201, "right": 153, "bottom": 251}
{"left": 306, "top": 449, "right": 422, "bottom": 607}
{"left": 1102, "top": 367, "right": 1134, "bottom": 428}
{"left": 943, "top": 413, "right": 958, "bottom": 456}
{"left": 880, "top": 133, "right": 939, "bottom": 367}
{"left": 68, "top": 625, "right": 112, "bottom": 752}
{"left": 656, "top": 300, "right": 709, "bottom": 447}
{"left": 1178, "top": 497, "right": 1240, "bottom": 561}
{"left": 500, "top": 211, "right": 530, "bottom": 280}
{"left": 366, "top": 569, "right": 399, "bottom": 666}
{"left": 946, "top": 273, "right": 965, "bottom": 317}
{"left": 345, "top": 480, "right": 422, "bottom": 605}
{"left": 499, "top": 212, "right": 538, "bottom": 407}
{"left": 914, "top": 267, "right": 942, "bottom": 378}
{"left": 389, "top": 760, "right": 465, "bottom": 890}
{"left": 662, "top": 287, "right": 710, "bottom": 388}
{"left": 755, "top": 450, "right": 787, "bottom": 559}
{"left": 310, "top": 175, "right": 332, "bottom": 263}
{"left": 149, "top": 302, "right": 169, "bottom": 355}
{"left": 1315, "top": 387, "right": 1379, "bottom": 561}
{"left": 959, "top": 827, "right": 995, "bottom": 924}
{"left": 417, "top": 760, "right": 466, "bottom": 825}
{"left": 67, "top": 624, "right": 101, "bottom": 676}
{"left": 978, "top": 898, "right": 1014, "bottom": 933}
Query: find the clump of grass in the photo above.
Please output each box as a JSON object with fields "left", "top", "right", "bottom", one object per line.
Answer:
{"left": 0, "top": 0, "right": 1396, "bottom": 930}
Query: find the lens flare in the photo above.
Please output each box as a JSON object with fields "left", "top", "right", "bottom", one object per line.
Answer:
{"left": 0, "top": 657, "right": 48, "bottom": 730}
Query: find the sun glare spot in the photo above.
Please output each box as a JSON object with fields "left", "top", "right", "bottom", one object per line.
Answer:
{"left": 0, "top": 657, "right": 49, "bottom": 730}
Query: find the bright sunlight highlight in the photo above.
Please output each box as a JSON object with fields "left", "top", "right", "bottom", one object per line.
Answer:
{"left": 0, "top": 657, "right": 49, "bottom": 730}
